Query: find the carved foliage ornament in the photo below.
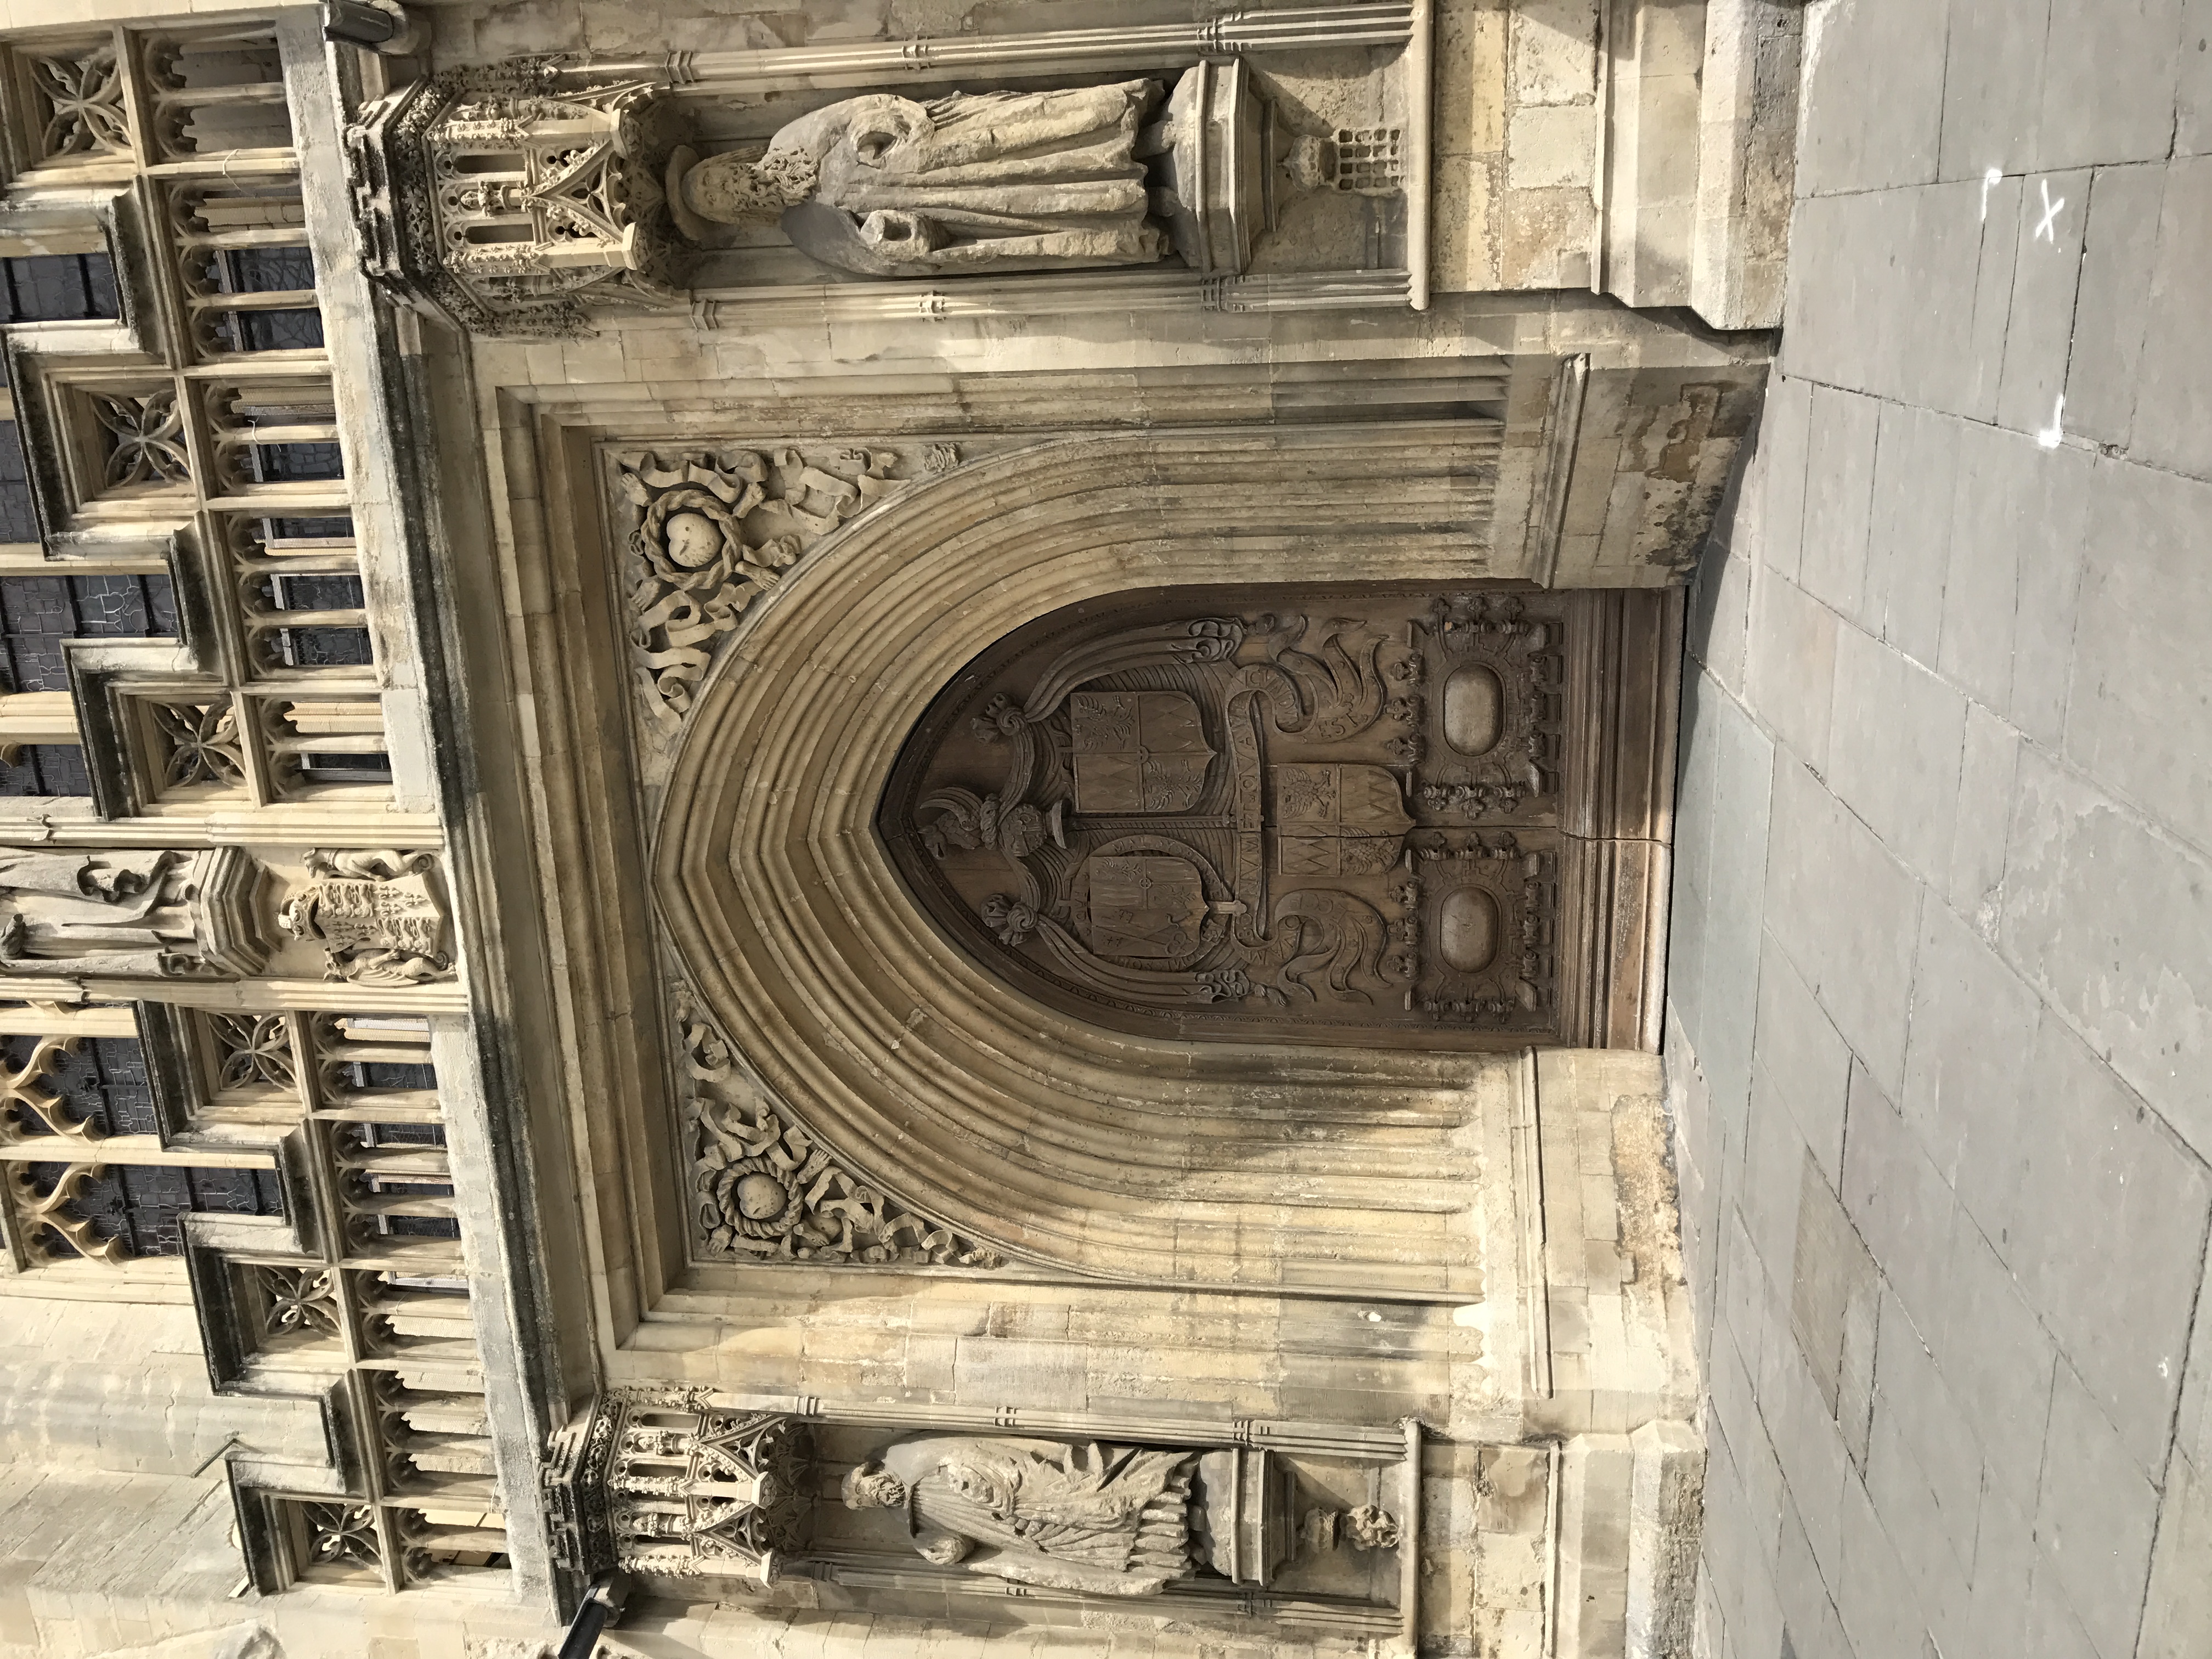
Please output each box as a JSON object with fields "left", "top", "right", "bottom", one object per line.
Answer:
{"left": 211, "top": 1012, "right": 296, "bottom": 1092}
{"left": 153, "top": 701, "right": 246, "bottom": 789}
{"left": 618, "top": 443, "right": 958, "bottom": 744}
{"left": 676, "top": 986, "right": 1001, "bottom": 1270}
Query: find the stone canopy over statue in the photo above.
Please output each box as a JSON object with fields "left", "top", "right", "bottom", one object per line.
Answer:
{"left": 668, "top": 60, "right": 1344, "bottom": 281}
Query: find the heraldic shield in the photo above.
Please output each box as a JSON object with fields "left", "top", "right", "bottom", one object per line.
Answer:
{"left": 1069, "top": 692, "right": 1215, "bottom": 814}
{"left": 310, "top": 870, "right": 446, "bottom": 958}
{"left": 1270, "top": 764, "right": 1415, "bottom": 877}
{"left": 1081, "top": 853, "right": 1211, "bottom": 960}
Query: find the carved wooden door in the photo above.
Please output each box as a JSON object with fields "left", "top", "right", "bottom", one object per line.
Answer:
{"left": 879, "top": 585, "right": 1677, "bottom": 1049}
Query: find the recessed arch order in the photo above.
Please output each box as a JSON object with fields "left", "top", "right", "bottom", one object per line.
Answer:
{"left": 652, "top": 421, "right": 1520, "bottom": 1294}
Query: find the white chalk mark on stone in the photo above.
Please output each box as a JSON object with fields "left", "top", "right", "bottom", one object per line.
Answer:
{"left": 2035, "top": 178, "right": 2066, "bottom": 242}
{"left": 2038, "top": 394, "right": 2066, "bottom": 450}
{"left": 1981, "top": 167, "right": 2003, "bottom": 221}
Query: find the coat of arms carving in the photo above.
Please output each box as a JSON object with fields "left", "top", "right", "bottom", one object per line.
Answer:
{"left": 281, "top": 850, "right": 453, "bottom": 986}
{"left": 1069, "top": 692, "right": 1215, "bottom": 814}
{"left": 1081, "top": 853, "right": 1211, "bottom": 960}
{"left": 1271, "top": 763, "right": 1414, "bottom": 876}
{"left": 880, "top": 591, "right": 1588, "bottom": 1045}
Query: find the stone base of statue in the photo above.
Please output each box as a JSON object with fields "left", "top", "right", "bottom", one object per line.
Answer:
{"left": 184, "top": 847, "right": 279, "bottom": 978}
{"left": 1143, "top": 58, "right": 1277, "bottom": 278}
{"left": 1189, "top": 1446, "right": 1298, "bottom": 1586}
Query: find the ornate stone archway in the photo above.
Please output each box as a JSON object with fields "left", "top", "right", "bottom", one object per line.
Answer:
{"left": 654, "top": 421, "right": 1558, "bottom": 1293}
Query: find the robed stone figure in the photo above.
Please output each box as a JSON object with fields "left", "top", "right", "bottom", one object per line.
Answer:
{"left": 669, "top": 81, "right": 1169, "bottom": 279}
{"left": 843, "top": 1436, "right": 1198, "bottom": 1595}
{"left": 0, "top": 850, "right": 190, "bottom": 977}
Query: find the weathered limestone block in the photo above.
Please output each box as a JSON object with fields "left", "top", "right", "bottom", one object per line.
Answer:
{"left": 1690, "top": 0, "right": 1802, "bottom": 328}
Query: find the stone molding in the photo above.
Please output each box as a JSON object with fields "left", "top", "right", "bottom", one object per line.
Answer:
{"left": 653, "top": 423, "right": 1512, "bottom": 1291}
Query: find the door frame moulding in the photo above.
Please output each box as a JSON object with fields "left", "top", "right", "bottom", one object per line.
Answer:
{"left": 485, "top": 360, "right": 1542, "bottom": 1350}
{"left": 651, "top": 424, "right": 1515, "bottom": 1293}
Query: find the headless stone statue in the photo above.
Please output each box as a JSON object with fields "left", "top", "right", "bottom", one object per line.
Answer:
{"left": 843, "top": 1436, "right": 1197, "bottom": 1595}
{"left": 670, "top": 81, "right": 1169, "bottom": 279}
{"left": 0, "top": 850, "right": 191, "bottom": 977}
{"left": 0, "top": 848, "right": 269, "bottom": 980}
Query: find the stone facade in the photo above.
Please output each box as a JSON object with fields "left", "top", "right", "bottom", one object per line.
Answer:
{"left": 0, "top": 3, "right": 1801, "bottom": 1657}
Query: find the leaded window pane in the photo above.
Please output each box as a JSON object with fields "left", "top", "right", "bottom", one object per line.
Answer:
{"left": 24, "top": 1158, "right": 283, "bottom": 1259}
{"left": 0, "top": 422, "right": 34, "bottom": 542}
{"left": 4, "top": 1034, "right": 159, "bottom": 1137}
{"left": 0, "top": 744, "right": 89, "bottom": 796}
{"left": 0, "top": 572, "right": 180, "bottom": 691}
{"left": 0, "top": 254, "right": 119, "bottom": 323}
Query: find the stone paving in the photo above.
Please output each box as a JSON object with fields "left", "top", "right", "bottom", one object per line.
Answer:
{"left": 1667, "top": 4, "right": 2212, "bottom": 1658}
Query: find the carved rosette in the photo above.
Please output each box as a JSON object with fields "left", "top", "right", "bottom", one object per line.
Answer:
{"left": 346, "top": 58, "right": 697, "bottom": 338}
{"left": 675, "top": 984, "right": 1002, "bottom": 1270}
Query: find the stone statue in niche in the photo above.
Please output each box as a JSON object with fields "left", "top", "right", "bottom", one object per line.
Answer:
{"left": 0, "top": 848, "right": 270, "bottom": 979}
{"left": 669, "top": 82, "right": 1168, "bottom": 278}
{"left": 846, "top": 1436, "right": 1198, "bottom": 1595}
{"left": 667, "top": 59, "right": 1333, "bottom": 280}
{"left": 843, "top": 1434, "right": 1397, "bottom": 1596}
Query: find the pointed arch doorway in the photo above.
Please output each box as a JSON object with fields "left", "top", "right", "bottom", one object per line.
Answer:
{"left": 652, "top": 424, "right": 1676, "bottom": 1293}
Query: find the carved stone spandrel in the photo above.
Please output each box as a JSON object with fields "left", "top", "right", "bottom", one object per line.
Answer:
{"left": 616, "top": 441, "right": 967, "bottom": 788}
{"left": 674, "top": 984, "right": 1002, "bottom": 1272}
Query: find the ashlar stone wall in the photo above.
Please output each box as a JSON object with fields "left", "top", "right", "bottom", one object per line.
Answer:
{"left": 1668, "top": 2, "right": 2212, "bottom": 1656}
